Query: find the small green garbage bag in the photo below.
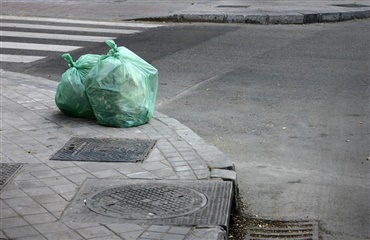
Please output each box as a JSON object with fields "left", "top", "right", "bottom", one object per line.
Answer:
{"left": 84, "top": 40, "right": 158, "bottom": 128}
{"left": 55, "top": 53, "right": 99, "bottom": 118}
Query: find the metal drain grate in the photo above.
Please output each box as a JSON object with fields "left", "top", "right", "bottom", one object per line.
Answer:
{"left": 62, "top": 179, "right": 234, "bottom": 230}
{"left": 87, "top": 184, "right": 207, "bottom": 219}
{"left": 332, "top": 3, "right": 370, "bottom": 8}
{"left": 0, "top": 163, "right": 24, "bottom": 192}
{"left": 245, "top": 219, "right": 319, "bottom": 240}
{"left": 51, "top": 137, "right": 156, "bottom": 162}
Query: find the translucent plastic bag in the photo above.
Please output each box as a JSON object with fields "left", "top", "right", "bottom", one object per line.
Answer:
{"left": 55, "top": 53, "right": 99, "bottom": 118}
{"left": 84, "top": 40, "right": 158, "bottom": 127}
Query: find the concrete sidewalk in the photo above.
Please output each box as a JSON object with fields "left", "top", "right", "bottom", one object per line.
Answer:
{"left": 0, "top": 70, "right": 236, "bottom": 240}
{"left": 0, "top": 0, "right": 369, "bottom": 24}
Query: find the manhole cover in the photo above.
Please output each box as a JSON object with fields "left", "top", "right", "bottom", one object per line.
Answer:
{"left": 245, "top": 219, "right": 319, "bottom": 240}
{"left": 332, "top": 3, "right": 370, "bottom": 8}
{"left": 62, "top": 179, "right": 234, "bottom": 229}
{"left": 0, "top": 163, "right": 24, "bottom": 192}
{"left": 50, "top": 137, "right": 156, "bottom": 162}
{"left": 86, "top": 183, "right": 207, "bottom": 219}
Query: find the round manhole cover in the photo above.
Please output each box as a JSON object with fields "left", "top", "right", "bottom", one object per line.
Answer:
{"left": 86, "top": 183, "right": 208, "bottom": 219}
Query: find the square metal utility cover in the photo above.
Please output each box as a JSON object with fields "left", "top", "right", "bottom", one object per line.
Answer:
{"left": 0, "top": 163, "right": 24, "bottom": 192}
{"left": 50, "top": 137, "right": 156, "bottom": 162}
{"left": 61, "top": 179, "right": 234, "bottom": 230}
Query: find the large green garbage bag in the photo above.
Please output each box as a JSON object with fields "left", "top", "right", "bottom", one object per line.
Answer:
{"left": 55, "top": 53, "right": 99, "bottom": 118}
{"left": 84, "top": 40, "right": 158, "bottom": 127}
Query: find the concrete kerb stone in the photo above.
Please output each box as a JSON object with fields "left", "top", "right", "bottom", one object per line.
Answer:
{"left": 137, "top": 10, "right": 370, "bottom": 24}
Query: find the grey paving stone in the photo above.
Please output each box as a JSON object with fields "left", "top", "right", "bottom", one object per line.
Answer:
{"left": 40, "top": 176, "right": 73, "bottom": 186}
{"left": 41, "top": 201, "right": 68, "bottom": 213}
{"left": 176, "top": 170, "right": 197, "bottom": 179}
{"left": 211, "top": 169, "right": 237, "bottom": 182}
{"left": 184, "top": 227, "right": 227, "bottom": 240}
{"left": 17, "top": 235, "right": 47, "bottom": 240}
{"left": 3, "top": 225, "right": 40, "bottom": 239}
{"left": 23, "top": 212, "right": 57, "bottom": 225}
{"left": 77, "top": 226, "right": 115, "bottom": 239}
{"left": 64, "top": 222, "right": 101, "bottom": 231}
{"left": 50, "top": 183, "right": 78, "bottom": 194}
{"left": 126, "top": 171, "right": 157, "bottom": 179}
{"left": 150, "top": 168, "right": 177, "bottom": 178}
{"left": 32, "top": 193, "right": 66, "bottom": 205}
{"left": 147, "top": 225, "right": 170, "bottom": 233}
{"left": 139, "top": 231, "right": 165, "bottom": 239}
{"left": 65, "top": 173, "right": 95, "bottom": 185}
{"left": 43, "top": 230, "right": 83, "bottom": 240}
{"left": 141, "top": 161, "right": 169, "bottom": 171}
{"left": 162, "top": 233, "right": 186, "bottom": 240}
{"left": 34, "top": 221, "right": 70, "bottom": 234}
{"left": 118, "top": 230, "right": 145, "bottom": 240}
{"left": 13, "top": 179, "right": 46, "bottom": 189}
{"left": 0, "top": 207, "right": 18, "bottom": 218}
{"left": 12, "top": 203, "right": 48, "bottom": 215}
{"left": 57, "top": 166, "right": 89, "bottom": 176}
{"left": 0, "top": 189, "right": 28, "bottom": 199}
{"left": 5, "top": 196, "right": 37, "bottom": 207}
{"left": 30, "top": 169, "right": 61, "bottom": 179}
{"left": 22, "top": 186, "right": 55, "bottom": 196}
{"left": 91, "top": 169, "right": 125, "bottom": 178}
{"left": 0, "top": 216, "right": 29, "bottom": 229}
{"left": 104, "top": 223, "right": 146, "bottom": 234}
{"left": 168, "top": 227, "right": 190, "bottom": 235}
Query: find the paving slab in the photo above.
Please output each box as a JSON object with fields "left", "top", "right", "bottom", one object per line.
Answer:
{"left": 0, "top": 69, "right": 234, "bottom": 240}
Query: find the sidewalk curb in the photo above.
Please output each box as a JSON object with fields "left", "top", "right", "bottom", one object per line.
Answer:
{"left": 135, "top": 10, "right": 370, "bottom": 24}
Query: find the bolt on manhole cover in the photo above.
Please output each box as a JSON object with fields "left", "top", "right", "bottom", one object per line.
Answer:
{"left": 332, "top": 3, "right": 370, "bottom": 8}
{"left": 62, "top": 179, "right": 234, "bottom": 230}
{"left": 87, "top": 184, "right": 207, "bottom": 219}
{"left": 0, "top": 163, "right": 24, "bottom": 192}
{"left": 50, "top": 137, "right": 156, "bottom": 162}
{"left": 244, "top": 219, "right": 319, "bottom": 240}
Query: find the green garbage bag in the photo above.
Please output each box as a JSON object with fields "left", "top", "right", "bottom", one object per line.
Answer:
{"left": 84, "top": 40, "right": 158, "bottom": 128}
{"left": 55, "top": 53, "right": 99, "bottom": 118}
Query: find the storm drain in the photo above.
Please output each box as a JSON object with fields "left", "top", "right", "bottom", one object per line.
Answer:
{"left": 62, "top": 179, "right": 234, "bottom": 230}
{"left": 50, "top": 137, "right": 156, "bottom": 162}
{"left": 332, "top": 3, "right": 370, "bottom": 8}
{"left": 0, "top": 163, "right": 23, "bottom": 192}
{"left": 245, "top": 219, "right": 319, "bottom": 240}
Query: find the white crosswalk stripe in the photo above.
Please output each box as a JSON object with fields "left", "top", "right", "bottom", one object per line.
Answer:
{"left": 1, "top": 42, "right": 83, "bottom": 52}
{"left": 0, "top": 54, "right": 46, "bottom": 63}
{"left": 0, "top": 15, "right": 164, "bottom": 63}
{"left": 1, "top": 23, "right": 142, "bottom": 34}
{"left": 1, "top": 31, "right": 114, "bottom": 42}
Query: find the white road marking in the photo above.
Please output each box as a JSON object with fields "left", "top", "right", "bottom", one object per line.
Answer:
{"left": 0, "top": 15, "right": 164, "bottom": 28}
{"left": 0, "top": 42, "right": 82, "bottom": 52}
{"left": 0, "top": 31, "right": 114, "bottom": 42}
{"left": 0, "top": 54, "right": 46, "bottom": 63}
{"left": 1, "top": 23, "right": 142, "bottom": 34}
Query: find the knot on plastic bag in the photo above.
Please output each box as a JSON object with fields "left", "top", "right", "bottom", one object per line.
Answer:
{"left": 62, "top": 53, "right": 75, "bottom": 68}
{"left": 106, "top": 40, "right": 120, "bottom": 57}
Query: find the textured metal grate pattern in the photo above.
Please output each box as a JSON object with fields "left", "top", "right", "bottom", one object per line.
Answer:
{"left": 87, "top": 184, "right": 207, "bottom": 219}
{"left": 51, "top": 137, "right": 156, "bottom": 162}
{"left": 62, "top": 179, "right": 234, "bottom": 230}
{"left": 245, "top": 220, "right": 319, "bottom": 240}
{"left": 0, "top": 163, "right": 23, "bottom": 192}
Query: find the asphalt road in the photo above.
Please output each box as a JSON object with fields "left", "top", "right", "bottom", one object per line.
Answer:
{"left": 154, "top": 21, "right": 370, "bottom": 240}
{"left": 2, "top": 19, "right": 369, "bottom": 239}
